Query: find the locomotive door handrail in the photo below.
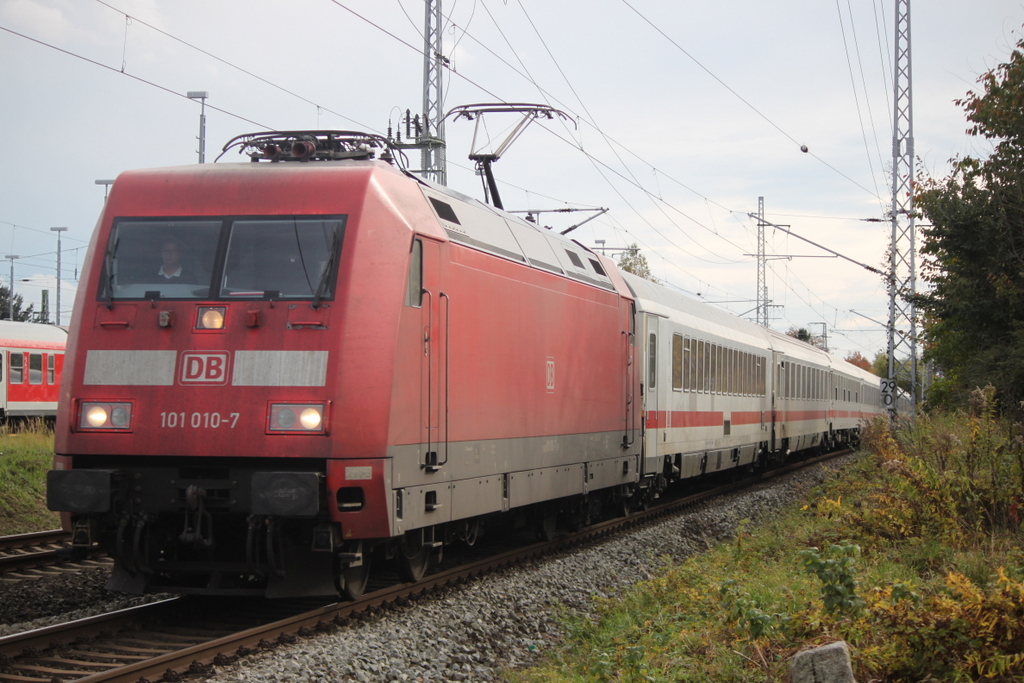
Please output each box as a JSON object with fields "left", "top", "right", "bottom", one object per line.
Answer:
{"left": 420, "top": 287, "right": 450, "bottom": 472}
{"left": 422, "top": 287, "right": 434, "bottom": 469}
{"left": 622, "top": 330, "right": 635, "bottom": 448}
{"left": 439, "top": 290, "right": 450, "bottom": 468}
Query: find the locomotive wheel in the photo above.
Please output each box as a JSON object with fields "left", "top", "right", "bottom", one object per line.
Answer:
{"left": 340, "top": 542, "right": 371, "bottom": 600}
{"left": 538, "top": 513, "right": 558, "bottom": 541}
{"left": 397, "top": 530, "right": 430, "bottom": 583}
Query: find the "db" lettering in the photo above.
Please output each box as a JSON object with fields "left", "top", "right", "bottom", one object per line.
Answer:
{"left": 180, "top": 352, "right": 229, "bottom": 384}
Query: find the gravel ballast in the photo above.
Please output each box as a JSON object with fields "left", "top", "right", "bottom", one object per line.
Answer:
{"left": 0, "top": 456, "right": 853, "bottom": 681}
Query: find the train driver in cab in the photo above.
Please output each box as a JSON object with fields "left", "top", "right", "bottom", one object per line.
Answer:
{"left": 158, "top": 239, "right": 195, "bottom": 282}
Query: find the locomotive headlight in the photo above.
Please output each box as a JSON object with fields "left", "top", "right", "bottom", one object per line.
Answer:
{"left": 196, "top": 306, "right": 226, "bottom": 330}
{"left": 268, "top": 403, "right": 326, "bottom": 433}
{"left": 79, "top": 401, "right": 133, "bottom": 431}
{"left": 85, "top": 405, "right": 108, "bottom": 427}
{"left": 299, "top": 407, "right": 322, "bottom": 430}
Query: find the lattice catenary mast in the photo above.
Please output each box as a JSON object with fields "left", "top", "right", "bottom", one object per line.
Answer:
{"left": 886, "top": 0, "right": 918, "bottom": 417}
{"left": 756, "top": 196, "right": 769, "bottom": 327}
{"left": 419, "top": 0, "right": 447, "bottom": 185}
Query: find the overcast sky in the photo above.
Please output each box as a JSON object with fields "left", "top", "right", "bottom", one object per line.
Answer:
{"left": 2, "top": 0, "right": 1023, "bottom": 359}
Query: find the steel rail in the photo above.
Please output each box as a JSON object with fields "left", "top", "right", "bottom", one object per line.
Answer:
{"left": 0, "top": 530, "right": 109, "bottom": 576}
{"left": 0, "top": 449, "right": 853, "bottom": 683}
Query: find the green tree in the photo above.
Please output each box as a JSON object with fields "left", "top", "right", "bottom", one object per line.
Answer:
{"left": 915, "top": 37, "right": 1024, "bottom": 407}
{"left": 0, "top": 284, "right": 35, "bottom": 322}
{"left": 872, "top": 351, "right": 888, "bottom": 379}
{"left": 785, "top": 326, "right": 826, "bottom": 350}
{"left": 617, "top": 243, "right": 659, "bottom": 283}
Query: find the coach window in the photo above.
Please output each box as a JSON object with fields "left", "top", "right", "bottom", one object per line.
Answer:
{"left": 751, "top": 354, "right": 757, "bottom": 395}
{"left": 29, "top": 353, "right": 42, "bottom": 385}
{"left": 725, "top": 348, "right": 734, "bottom": 394}
{"left": 648, "top": 333, "right": 657, "bottom": 389}
{"left": 731, "top": 349, "right": 739, "bottom": 395}
{"left": 683, "top": 337, "right": 694, "bottom": 391}
{"left": 717, "top": 344, "right": 724, "bottom": 394}
{"left": 708, "top": 344, "right": 716, "bottom": 393}
{"left": 742, "top": 353, "right": 748, "bottom": 396}
{"left": 696, "top": 340, "right": 705, "bottom": 393}
{"left": 672, "top": 334, "right": 683, "bottom": 390}
{"left": 753, "top": 355, "right": 759, "bottom": 396}
{"left": 9, "top": 353, "right": 23, "bottom": 384}
{"left": 405, "top": 239, "right": 423, "bottom": 307}
{"left": 707, "top": 344, "right": 715, "bottom": 393}
{"left": 722, "top": 348, "right": 730, "bottom": 395}
{"left": 710, "top": 344, "right": 719, "bottom": 393}
{"left": 47, "top": 355, "right": 55, "bottom": 384}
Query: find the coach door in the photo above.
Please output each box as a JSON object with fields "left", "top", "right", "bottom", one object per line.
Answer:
{"left": 622, "top": 302, "right": 638, "bottom": 450}
{"left": 771, "top": 351, "right": 782, "bottom": 452}
{"left": 642, "top": 315, "right": 662, "bottom": 477}
{"left": 0, "top": 349, "right": 7, "bottom": 418}
{"left": 418, "top": 238, "right": 448, "bottom": 472}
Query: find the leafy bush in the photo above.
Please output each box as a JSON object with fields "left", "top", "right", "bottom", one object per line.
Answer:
{"left": 516, "top": 405, "right": 1024, "bottom": 682}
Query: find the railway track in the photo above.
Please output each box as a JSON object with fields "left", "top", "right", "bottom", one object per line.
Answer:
{"left": 0, "top": 449, "right": 850, "bottom": 683}
{"left": 0, "top": 530, "right": 108, "bottom": 580}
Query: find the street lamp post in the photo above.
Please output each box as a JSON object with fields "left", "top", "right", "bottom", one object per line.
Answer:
{"left": 95, "top": 179, "right": 114, "bottom": 200}
{"left": 50, "top": 227, "right": 67, "bottom": 326}
{"left": 4, "top": 255, "right": 18, "bottom": 320}
{"left": 186, "top": 91, "right": 209, "bottom": 163}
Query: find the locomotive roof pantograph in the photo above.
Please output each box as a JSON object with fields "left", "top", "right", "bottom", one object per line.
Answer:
{"left": 217, "top": 130, "right": 410, "bottom": 168}
{"left": 445, "top": 103, "right": 574, "bottom": 210}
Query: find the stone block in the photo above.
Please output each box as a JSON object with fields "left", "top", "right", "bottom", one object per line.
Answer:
{"left": 789, "top": 640, "right": 856, "bottom": 683}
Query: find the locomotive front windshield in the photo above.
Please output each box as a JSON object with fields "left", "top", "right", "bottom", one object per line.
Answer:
{"left": 99, "top": 216, "right": 346, "bottom": 301}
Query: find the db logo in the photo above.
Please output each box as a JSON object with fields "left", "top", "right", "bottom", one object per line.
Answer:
{"left": 179, "top": 352, "right": 230, "bottom": 385}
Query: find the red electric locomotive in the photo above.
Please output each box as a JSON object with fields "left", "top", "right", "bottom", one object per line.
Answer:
{"left": 48, "top": 132, "right": 642, "bottom": 598}
{"left": 48, "top": 130, "right": 881, "bottom": 599}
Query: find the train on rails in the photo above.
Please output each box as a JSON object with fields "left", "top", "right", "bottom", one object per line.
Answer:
{"left": 0, "top": 321, "right": 67, "bottom": 421}
{"left": 47, "top": 131, "right": 882, "bottom": 599}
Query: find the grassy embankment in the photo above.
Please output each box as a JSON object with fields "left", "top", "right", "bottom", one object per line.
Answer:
{"left": 6, "top": 398, "right": 1024, "bottom": 679}
{"left": 516, "top": 387, "right": 1024, "bottom": 682}
{"left": 0, "top": 422, "right": 60, "bottom": 535}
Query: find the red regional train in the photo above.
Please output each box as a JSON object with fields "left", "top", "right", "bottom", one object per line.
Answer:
{"left": 0, "top": 320, "right": 67, "bottom": 420}
{"left": 47, "top": 131, "right": 882, "bottom": 599}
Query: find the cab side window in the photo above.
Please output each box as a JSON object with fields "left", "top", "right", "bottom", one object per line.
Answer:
{"left": 405, "top": 239, "right": 423, "bottom": 308}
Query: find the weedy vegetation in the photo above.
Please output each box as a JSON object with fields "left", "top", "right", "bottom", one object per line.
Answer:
{"left": 514, "top": 387, "right": 1024, "bottom": 682}
{"left": 0, "top": 420, "right": 60, "bottom": 535}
